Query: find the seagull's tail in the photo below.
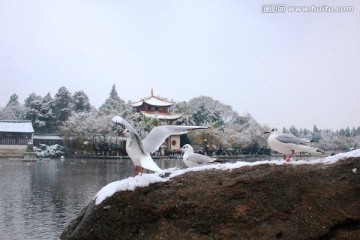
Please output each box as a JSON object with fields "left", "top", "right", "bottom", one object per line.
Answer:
{"left": 141, "top": 156, "right": 162, "bottom": 172}
{"left": 295, "top": 145, "right": 325, "bottom": 155}
{"left": 213, "top": 159, "right": 226, "bottom": 163}
{"left": 309, "top": 146, "right": 325, "bottom": 155}
{"left": 316, "top": 149, "right": 325, "bottom": 154}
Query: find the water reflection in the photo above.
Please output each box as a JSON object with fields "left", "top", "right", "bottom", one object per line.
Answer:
{"left": 0, "top": 158, "right": 184, "bottom": 240}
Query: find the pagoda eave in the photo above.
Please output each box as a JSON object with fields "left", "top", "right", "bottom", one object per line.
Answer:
{"left": 140, "top": 111, "right": 183, "bottom": 120}
{"left": 131, "top": 96, "right": 175, "bottom": 108}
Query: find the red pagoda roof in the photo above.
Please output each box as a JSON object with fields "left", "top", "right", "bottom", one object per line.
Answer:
{"left": 130, "top": 89, "right": 175, "bottom": 107}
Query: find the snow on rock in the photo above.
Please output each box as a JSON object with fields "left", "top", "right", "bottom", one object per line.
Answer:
{"left": 321, "top": 148, "right": 360, "bottom": 163}
{"left": 94, "top": 149, "right": 360, "bottom": 205}
{"left": 95, "top": 174, "right": 167, "bottom": 205}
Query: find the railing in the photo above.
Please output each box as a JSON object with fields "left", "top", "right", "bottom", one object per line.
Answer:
{"left": 0, "top": 138, "right": 29, "bottom": 145}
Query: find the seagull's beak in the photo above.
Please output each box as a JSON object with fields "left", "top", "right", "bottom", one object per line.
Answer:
{"left": 263, "top": 131, "right": 270, "bottom": 134}
{"left": 119, "top": 130, "right": 125, "bottom": 136}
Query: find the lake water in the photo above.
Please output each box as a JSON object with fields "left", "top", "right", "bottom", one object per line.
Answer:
{"left": 0, "top": 157, "right": 185, "bottom": 240}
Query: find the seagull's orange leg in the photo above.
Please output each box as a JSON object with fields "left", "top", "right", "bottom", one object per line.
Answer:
{"left": 285, "top": 150, "right": 295, "bottom": 162}
{"left": 133, "top": 165, "right": 138, "bottom": 176}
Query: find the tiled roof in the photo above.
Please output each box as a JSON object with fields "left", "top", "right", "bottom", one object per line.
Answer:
{"left": 131, "top": 93, "right": 175, "bottom": 107}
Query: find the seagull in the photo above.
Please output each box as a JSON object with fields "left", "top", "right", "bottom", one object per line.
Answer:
{"left": 112, "top": 116, "right": 208, "bottom": 175}
{"left": 181, "top": 144, "right": 219, "bottom": 167}
{"left": 264, "top": 128, "right": 325, "bottom": 161}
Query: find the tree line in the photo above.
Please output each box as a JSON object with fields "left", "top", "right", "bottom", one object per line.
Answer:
{"left": 1, "top": 85, "right": 359, "bottom": 154}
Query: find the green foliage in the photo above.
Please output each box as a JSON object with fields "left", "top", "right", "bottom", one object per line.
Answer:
{"left": 141, "top": 115, "right": 158, "bottom": 134}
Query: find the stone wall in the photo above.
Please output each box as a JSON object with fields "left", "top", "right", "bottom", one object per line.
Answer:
{"left": 0, "top": 145, "right": 27, "bottom": 158}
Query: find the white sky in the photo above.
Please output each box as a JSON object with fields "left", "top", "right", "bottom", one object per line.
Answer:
{"left": 1, "top": 0, "right": 359, "bottom": 130}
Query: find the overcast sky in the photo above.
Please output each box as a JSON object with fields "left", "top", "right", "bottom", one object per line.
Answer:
{"left": 1, "top": 0, "right": 359, "bottom": 130}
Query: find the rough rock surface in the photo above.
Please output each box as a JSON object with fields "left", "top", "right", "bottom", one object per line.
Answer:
{"left": 61, "top": 157, "right": 360, "bottom": 240}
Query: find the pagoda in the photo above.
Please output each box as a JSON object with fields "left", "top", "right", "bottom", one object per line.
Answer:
{"left": 131, "top": 89, "right": 182, "bottom": 124}
{"left": 130, "top": 89, "right": 183, "bottom": 152}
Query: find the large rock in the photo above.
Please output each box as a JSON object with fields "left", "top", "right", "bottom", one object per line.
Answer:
{"left": 61, "top": 157, "right": 360, "bottom": 240}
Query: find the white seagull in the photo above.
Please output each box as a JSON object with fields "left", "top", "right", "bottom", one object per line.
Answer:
{"left": 264, "top": 128, "right": 325, "bottom": 161}
{"left": 113, "top": 116, "right": 208, "bottom": 175}
{"left": 181, "top": 144, "right": 218, "bottom": 167}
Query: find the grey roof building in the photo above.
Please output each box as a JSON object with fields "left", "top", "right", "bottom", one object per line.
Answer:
{"left": 0, "top": 120, "right": 34, "bottom": 145}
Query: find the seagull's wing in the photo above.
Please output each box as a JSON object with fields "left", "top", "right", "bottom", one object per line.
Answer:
{"left": 276, "top": 133, "right": 310, "bottom": 145}
{"left": 112, "top": 116, "right": 139, "bottom": 135}
{"left": 112, "top": 116, "right": 148, "bottom": 154}
{"left": 187, "top": 153, "right": 215, "bottom": 164}
{"left": 143, "top": 125, "right": 208, "bottom": 153}
{"left": 132, "top": 132, "right": 148, "bottom": 156}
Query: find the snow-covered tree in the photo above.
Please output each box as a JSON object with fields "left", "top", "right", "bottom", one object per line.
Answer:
{"left": 179, "top": 96, "right": 268, "bottom": 154}
{"left": 38, "top": 93, "right": 56, "bottom": 133}
{"left": 54, "top": 87, "right": 73, "bottom": 128}
{"left": 311, "top": 125, "right": 321, "bottom": 142}
{"left": 6, "top": 94, "right": 20, "bottom": 107}
{"left": 99, "top": 84, "right": 126, "bottom": 115}
{"left": 186, "top": 96, "right": 237, "bottom": 127}
{"left": 172, "top": 101, "right": 194, "bottom": 126}
{"left": 289, "top": 125, "right": 299, "bottom": 137}
{"left": 62, "top": 112, "right": 93, "bottom": 139}
{"left": 23, "top": 92, "right": 57, "bottom": 133}
{"left": 61, "top": 110, "right": 118, "bottom": 152}
{"left": 24, "top": 93, "right": 43, "bottom": 130}
{"left": 0, "top": 94, "right": 25, "bottom": 120}
{"left": 73, "top": 91, "right": 91, "bottom": 113}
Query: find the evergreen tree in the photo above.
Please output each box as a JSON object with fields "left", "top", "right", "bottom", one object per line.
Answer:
{"left": 38, "top": 93, "right": 56, "bottom": 133}
{"left": 99, "top": 84, "right": 126, "bottom": 115}
{"left": 54, "top": 87, "right": 73, "bottom": 128}
{"left": 73, "top": 91, "right": 91, "bottom": 113}
{"left": 192, "top": 104, "right": 210, "bottom": 126}
{"left": 24, "top": 93, "right": 42, "bottom": 124}
{"left": 6, "top": 94, "right": 20, "bottom": 107}
{"left": 289, "top": 125, "right": 299, "bottom": 137}
{"left": 312, "top": 124, "right": 321, "bottom": 142}
{"left": 350, "top": 127, "right": 357, "bottom": 137}
{"left": 24, "top": 92, "right": 57, "bottom": 133}
{"left": 313, "top": 125, "right": 320, "bottom": 133}
{"left": 0, "top": 94, "right": 25, "bottom": 120}
{"left": 344, "top": 127, "right": 351, "bottom": 137}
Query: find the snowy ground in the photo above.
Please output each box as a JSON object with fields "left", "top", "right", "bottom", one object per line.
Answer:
{"left": 94, "top": 149, "right": 360, "bottom": 205}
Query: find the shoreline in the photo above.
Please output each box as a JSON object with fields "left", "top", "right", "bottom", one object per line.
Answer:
{"left": 0, "top": 153, "right": 332, "bottom": 161}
